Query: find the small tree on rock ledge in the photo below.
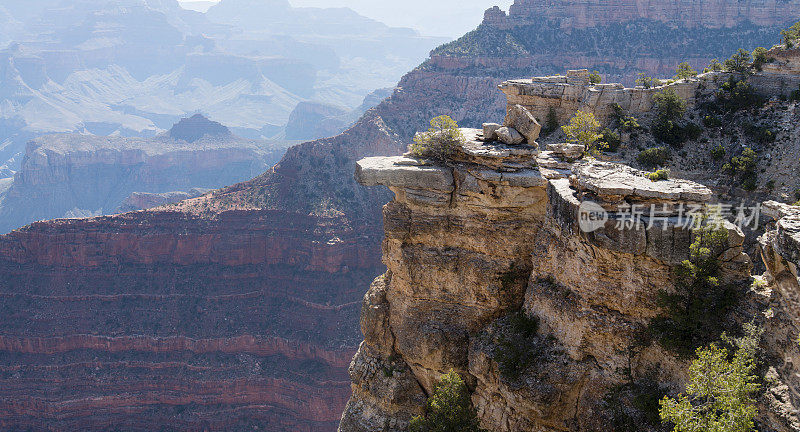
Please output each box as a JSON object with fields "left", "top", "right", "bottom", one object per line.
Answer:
{"left": 562, "top": 110, "right": 604, "bottom": 155}
{"left": 409, "top": 115, "right": 464, "bottom": 161}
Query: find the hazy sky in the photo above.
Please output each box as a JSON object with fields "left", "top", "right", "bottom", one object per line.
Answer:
{"left": 180, "top": 0, "right": 514, "bottom": 38}
{"left": 289, "top": 0, "right": 514, "bottom": 38}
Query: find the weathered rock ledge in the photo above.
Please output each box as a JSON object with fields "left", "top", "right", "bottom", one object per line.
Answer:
{"left": 341, "top": 132, "right": 756, "bottom": 431}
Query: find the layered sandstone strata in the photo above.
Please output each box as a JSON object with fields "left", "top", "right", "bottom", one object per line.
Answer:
{"left": 0, "top": 208, "right": 383, "bottom": 431}
{"left": 500, "top": 64, "right": 800, "bottom": 125}
{"left": 342, "top": 129, "right": 755, "bottom": 430}
{"left": 503, "top": 0, "right": 800, "bottom": 29}
{"left": 432, "top": 0, "right": 800, "bottom": 86}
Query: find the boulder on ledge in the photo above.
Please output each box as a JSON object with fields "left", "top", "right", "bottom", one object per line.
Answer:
{"left": 505, "top": 104, "right": 541, "bottom": 144}
{"left": 496, "top": 126, "right": 525, "bottom": 145}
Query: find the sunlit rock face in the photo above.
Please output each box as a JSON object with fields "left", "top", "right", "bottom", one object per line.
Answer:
{"left": 340, "top": 47, "right": 800, "bottom": 431}
{"left": 430, "top": 0, "right": 800, "bottom": 86}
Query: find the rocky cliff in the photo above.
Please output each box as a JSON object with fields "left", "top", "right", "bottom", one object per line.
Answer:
{"left": 504, "top": 0, "right": 800, "bottom": 29}
{"left": 341, "top": 49, "right": 800, "bottom": 432}
{"left": 431, "top": 0, "right": 800, "bottom": 86}
{"left": 342, "top": 137, "right": 749, "bottom": 431}
{"left": 1, "top": 2, "right": 798, "bottom": 430}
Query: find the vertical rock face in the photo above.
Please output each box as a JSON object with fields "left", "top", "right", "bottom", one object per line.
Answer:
{"left": 342, "top": 59, "right": 800, "bottom": 430}
{"left": 346, "top": 132, "right": 751, "bottom": 430}
{"left": 430, "top": 0, "right": 800, "bottom": 85}
{"left": 758, "top": 203, "right": 800, "bottom": 430}
{"left": 505, "top": 0, "right": 800, "bottom": 29}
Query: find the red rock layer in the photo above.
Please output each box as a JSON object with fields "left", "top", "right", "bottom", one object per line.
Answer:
{"left": 0, "top": 209, "right": 383, "bottom": 431}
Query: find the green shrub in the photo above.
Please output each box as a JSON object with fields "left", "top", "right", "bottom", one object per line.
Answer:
{"left": 716, "top": 77, "right": 764, "bottom": 112}
{"left": 723, "top": 148, "right": 758, "bottom": 190}
{"left": 724, "top": 48, "right": 754, "bottom": 75}
{"left": 493, "top": 312, "right": 541, "bottom": 380}
{"left": 653, "top": 89, "right": 688, "bottom": 121}
{"left": 637, "top": 147, "right": 670, "bottom": 168}
{"left": 704, "top": 59, "right": 723, "bottom": 73}
{"left": 601, "top": 128, "right": 622, "bottom": 152}
{"left": 674, "top": 62, "right": 698, "bottom": 80}
{"left": 743, "top": 123, "right": 776, "bottom": 144}
{"left": 651, "top": 89, "right": 700, "bottom": 146}
{"left": 711, "top": 145, "right": 726, "bottom": 161}
{"left": 652, "top": 121, "right": 701, "bottom": 146}
{"left": 659, "top": 325, "right": 762, "bottom": 432}
{"left": 751, "top": 47, "right": 772, "bottom": 72}
{"left": 647, "top": 219, "right": 739, "bottom": 357}
{"left": 612, "top": 104, "right": 641, "bottom": 132}
{"left": 410, "top": 370, "right": 486, "bottom": 432}
{"left": 409, "top": 115, "right": 464, "bottom": 161}
{"left": 648, "top": 169, "right": 671, "bottom": 182}
{"left": 562, "top": 110, "right": 604, "bottom": 154}
{"left": 589, "top": 70, "right": 602, "bottom": 84}
{"left": 782, "top": 21, "right": 800, "bottom": 47}
{"left": 620, "top": 116, "right": 641, "bottom": 132}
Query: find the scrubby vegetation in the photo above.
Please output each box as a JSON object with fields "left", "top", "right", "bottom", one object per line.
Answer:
{"left": 714, "top": 77, "right": 764, "bottom": 112}
{"left": 636, "top": 73, "right": 660, "bottom": 89}
{"left": 493, "top": 312, "right": 542, "bottom": 380}
{"left": 724, "top": 48, "right": 755, "bottom": 75}
{"left": 704, "top": 59, "right": 723, "bottom": 73}
{"left": 722, "top": 148, "right": 758, "bottom": 191}
{"left": 589, "top": 70, "right": 602, "bottom": 84}
{"left": 601, "top": 128, "right": 622, "bottom": 152}
{"left": 781, "top": 21, "right": 800, "bottom": 47}
{"left": 648, "top": 169, "right": 671, "bottom": 182}
{"left": 650, "top": 89, "right": 701, "bottom": 146}
{"left": 409, "top": 115, "right": 464, "bottom": 161}
{"left": 710, "top": 144, "right": 726, "bottom": 161}
{"left": 410, "top": 370, "right": 486, "bottom": 432}
{"left": 743, "top": 122, "right": 776, "bottom": 145}
{"left": 647, "top": 218, "right": 739, "bottom": 358}
{"left": 660, "top": 325, "right": 762, "bottom": 432}
{"left": 637, "top": 147, "right": 670, "bottom": 169}
{"left": 542, "top": 107, "right": 559, "bottom": 136}
{"left": 605, "top": 380, "right": 670, "bottom": 432}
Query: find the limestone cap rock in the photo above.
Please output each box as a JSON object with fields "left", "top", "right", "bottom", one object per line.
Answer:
{"left": 355, "top": 156, "right": 454, "bottom": 191}
{"left": 572, "top": 161, "right": 713, "bottom": 203}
